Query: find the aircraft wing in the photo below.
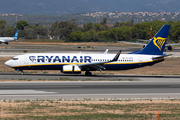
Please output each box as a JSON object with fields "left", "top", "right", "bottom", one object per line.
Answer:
{"left": 166, "top": 43, "right": 180, "bottom": 46}
{"left": 136, "top": 39, "right": 150, "bottom": 42}
{"left": 79, "top": 50, "right": 121, "bottom": 71}
{"left": 118, "top": 41, "right": 147, "bottom": 45}
{"left": 16, "top": 37, "right": 25, "bottom": 41}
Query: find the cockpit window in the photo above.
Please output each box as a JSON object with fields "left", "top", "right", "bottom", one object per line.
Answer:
{"left": 12, "top": 58, "right": 18, "bottom": 60}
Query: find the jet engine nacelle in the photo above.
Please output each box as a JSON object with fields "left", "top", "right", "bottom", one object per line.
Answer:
{"left": 62, "top": 65, "right": 81, "bottom": 74}
{"left": 167, "top": 45, "right": 173, "bottom": 51}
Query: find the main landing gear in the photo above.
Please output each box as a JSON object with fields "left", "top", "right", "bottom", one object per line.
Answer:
{"left": 20, "top": 71, "right": 24, "bottom": 75}
{"left": 85, "top": 71, "right": 92, "bottom": 76}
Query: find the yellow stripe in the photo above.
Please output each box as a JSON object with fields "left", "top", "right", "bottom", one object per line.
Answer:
{"left": 64, "top": 70, "right": 81, "bottom": 72}
{"left": 12, "top": 63, "right": 84, "bottom": 68}
{"left": 63, "top": 70, "right": 81, "bottom": 72}
{"left": 105, "top": 59, "right": 164, "bottom": 65}
{"left": 64, "top": 70, "right": 72, "bottom": 72}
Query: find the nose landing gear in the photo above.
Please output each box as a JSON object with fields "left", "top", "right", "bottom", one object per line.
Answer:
{"left": 15, "top": 69, "right": 24, "bottom": 75}
{"left": 85, "top": 71, "right": 92, "bottom": 76}
{"left": 20, "top": 71, "right": 24, "bottom": 75}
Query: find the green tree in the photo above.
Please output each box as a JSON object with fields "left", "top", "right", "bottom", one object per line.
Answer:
{"left": 100, "top": 17, "right": 107, "bottom": 26}
{"left": 108, "top": 28, "right": 118, "bottom": 41}
{"left": 83, "top": 22, "right": 93, "bottom": 31}
{"left": 51, "top": 19, "right": 77, "bottom": 39}
{"left": 82, "top": 30, "right": 99, "bottom": 42}
{"left": 94, "top": 23, "right": 101, "bottom": 31}
{"left": 0, "top": 20, "right": 6, "bottom": 30}
{"left": 16, "top": 20, "right": 30, "bottom": 30}
{"left": 36, "top": 25, "right": 48, "bottom": 36}
{"left": 68, "top": 31, "right": 83, "bottom": 42}
{"left": 98, "top": 31, "right": 110, "bottom": 40}
{"left": 5, "top": 26, "right": 14, "bottom": 37}
{"left": 117, "top": 26, "right": 132, "bottom": 41}
{"left": 23, "top": 26, "right": 37, "bottom": 39}
{"left": 114, "top": 22, "right": 120, "bottom": 28}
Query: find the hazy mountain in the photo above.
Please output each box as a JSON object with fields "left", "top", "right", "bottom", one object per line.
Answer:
{"left": 1, "top": 0, "right": 180, "bottom": 15}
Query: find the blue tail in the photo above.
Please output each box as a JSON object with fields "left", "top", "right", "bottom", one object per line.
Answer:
{"left": 13, "top": 30, "right": 19, "bottom": 39}
{"left": 130, "top": 25, "right": 170, "bottom": 55}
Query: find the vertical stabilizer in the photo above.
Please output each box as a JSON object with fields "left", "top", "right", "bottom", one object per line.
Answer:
{"left": 13, "top": 30, "right": 19, "bottom": 39}
{"left": 130, "top": 25, "right": 170, "bottom": 55}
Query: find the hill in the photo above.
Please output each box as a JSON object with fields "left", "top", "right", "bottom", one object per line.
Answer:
{"left": 1, "top": 0, "right": 180, "bottom": 15}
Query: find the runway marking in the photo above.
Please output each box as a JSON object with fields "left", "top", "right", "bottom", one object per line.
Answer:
{"left": 0, "top": 90, "right": 57, "bottom": 94}
{"left": 1, "top": 93, "right": 180, "bottom": 96}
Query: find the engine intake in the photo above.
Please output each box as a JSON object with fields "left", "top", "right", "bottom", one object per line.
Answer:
{"left": 167, "top": 45, "right": 172, "bottom": 51}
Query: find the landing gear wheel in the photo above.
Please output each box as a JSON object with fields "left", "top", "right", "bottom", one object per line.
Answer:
{"left": 85, "top": 71, "right": 92, "bottom": 76}
{"left": 20, "top": 71, "right": 24, "bottom": 75}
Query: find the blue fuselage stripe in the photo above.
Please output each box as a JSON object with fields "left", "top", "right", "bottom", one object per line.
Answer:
{"left": 13, "top": 60, "right": 163, "bottom": 71}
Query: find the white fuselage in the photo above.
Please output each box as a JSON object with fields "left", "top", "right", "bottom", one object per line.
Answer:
{"left": 0, "top": 37, "right": 16, "bottom": 43}
{"left": 5, "top": 53, "right": 163, "bottom": 72}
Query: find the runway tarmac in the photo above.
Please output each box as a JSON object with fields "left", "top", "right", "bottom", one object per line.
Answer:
{"left": 0, "top": 43, "right": 179, "bottom": 58}
{"left": 0, "top": 44, "right": 180, "bottom": 100}
{"left": 0, "top": 73, "right": 180, "bottom": 100}
{"left": 0, "top": 43, "right": 179, "bottom": 55}
{"left": 0, "top": 50, "right": 179, "bottom": 58}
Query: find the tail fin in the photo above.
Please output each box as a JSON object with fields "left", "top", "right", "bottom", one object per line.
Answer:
{"left": 130, "top": 25, "right": 170, "bottom": 55}
{"left": 13, "top": 30, "right": 19, "bottom": 39}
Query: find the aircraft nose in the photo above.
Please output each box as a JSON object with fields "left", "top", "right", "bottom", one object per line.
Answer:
{"left": 5, "top": 60, "right": 12, "bottom": 67}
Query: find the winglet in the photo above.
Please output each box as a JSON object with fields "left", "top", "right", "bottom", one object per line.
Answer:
{"left": 152, "top": 54, "right": 172, "bottom": 59}
{"left": 111, "top": 50, "right": 121, "bottom": 62}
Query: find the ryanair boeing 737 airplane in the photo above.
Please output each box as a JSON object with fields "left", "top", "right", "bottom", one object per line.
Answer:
{"left": 5, "top": 25, "right": 171, "bottom": 75}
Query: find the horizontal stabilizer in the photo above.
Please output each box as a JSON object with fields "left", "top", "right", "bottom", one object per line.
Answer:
{"left": 152, "top": 54, "right": 172, "bottom": 59}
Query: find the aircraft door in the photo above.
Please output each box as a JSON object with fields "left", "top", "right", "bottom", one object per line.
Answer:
{"left": 138, "top": 56, "right": 142, "bottom": 65}
{"left": 24, "top": 56, "right": 29, "bottom": 64}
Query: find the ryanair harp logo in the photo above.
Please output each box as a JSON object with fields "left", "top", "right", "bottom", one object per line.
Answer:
{"left": 29, "top": 56, "right": 36, "bottom": 62}
{"left": 153, "top": 37, "right": 166, "bottom": 51}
